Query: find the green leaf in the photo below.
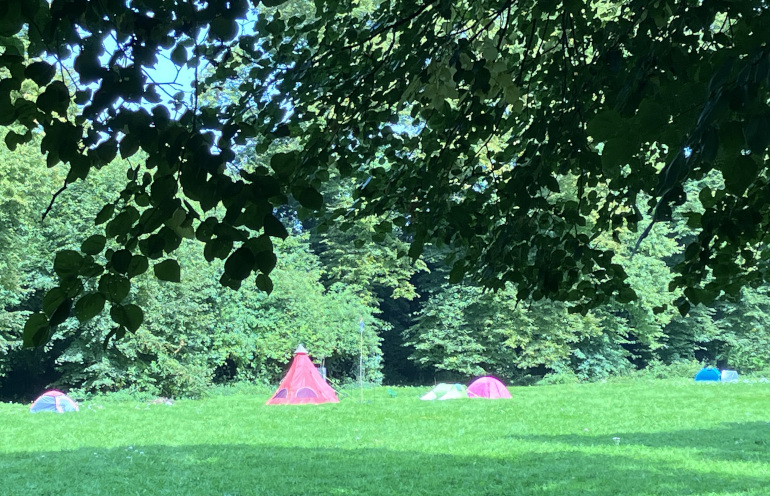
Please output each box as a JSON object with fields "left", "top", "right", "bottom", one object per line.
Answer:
{"left": 635, "top": 99, "right": 667, "bottom": 135}
{"left": 119, "top": 133, "right": 140, "bottom": 159}
{"left": 254, "top": 251, "right": 277, "bottom": 275}
{"left": 154, "top": 259, "right": 181, "bottom": 282}
{"left": 80, "top": 257, "right": 103, "bottom": 278}
{"left": 601, "top": 138, "right": 634, "bottom": 179}
{"left": 273, "top": 124, "right": 290, "bottom": 138}
{"left": 203, "top": 236, "right": 233, "bottom": 261}
{"left": 743, "top": 115, "right": 770, "bottom": 154}
{"left": 49, "top": 298, "right": 72, "bottom": 326}
{"left": 106, "top": 207, "right": 140, "bottom": 238}
{"left": 150, "top": 174, "right": 178, "bottom": 201}
{"left": 64, "top": 277, "right": 85, "bottom": 298}
{"left": 110, "top": 249, "right": 133, "bottom": 273}
{"left": 74, "top": 88, "right": 92, "bottom": 105}
{"left": 408, "top": 239, "right": 425, "bottom": 260}
{"left": 25, "top": 61, "right": 56, "bottom": 86}
{"left": 145, "top": 84, "right": 162, "bottom": 103}
{"left": 103, "top": 326, "right": 127, "bottom": 348}
{"left": 675, "top": 297, "right": 691, "bottom": 317}
{"left": 255, "top": 273, "right": 274, "bottom": 294}
{"left": 95, "top": 139, "right": 119, "bottom": 164}
{"left": 110, "top": 303, "right": 144, "bottom": 332}
{"left": 23, "top": 313, "right": 50, "bottom": 348}
{"left": 295, "top": 186, "right": 323, "bottom": 210}
{"left": 210, "top": 17, "right": 239, "bottom": 41}
{"left": 74, "top": 293, "right": 107, "bottom": 322}
{"left": 263, "top": 214, "right": 288, "bottom": 239}
{"left": 0, "top": 2, "right": 23, "bottom": 37}
{"left": 36, "top": 80, "right": 70, "bottom": 115}
{"left": 4, "top": 131, "right": 22, "bottom": 151}
{"left": 0, "top": 97, "right": 14, "bottom": 127}
{"left": 270, "top": 151, "right": 299, "bottom": 179}
{"left": 54, "top": 250, "right": 83, "bottom": 278}
{"left": 42, "top": 287, "right": 68, "bottom": 317}
{"left": 245, "top": 234, "right": 273, "bottom": 254}
{"left": 95, "top": 204, "right": 115, "bottom": 225}
{"left": 219, "top": 272, "right": 242, "bottom": 290}
{"left": 449, "top": 262, "right": 466, "bottom": 284}
{"left": 81, "top": 234, "right": 106, "bottom": 255}
{"left": 587, "top": 110, "right": 623, "bottom": 140}
{"left": 98, "top": 273, "right": 131, "bottom": 302}
{"left": 722, "top": 155, "right": 757, "bottom": 195}
{"left": 616, "top": 286, "right": 637, "bottom": 304}
{"left": 157, "top": 226, "right": 181, "bottom": 254}
{"left": 196, "top": 217, "right": 218, "bottom": 242}
{"left": 224, "top": 246, "right": 255, "bottom": 280}
{"left": 171, "top": 44, "right": 188, "bottom": 66}
{"left": 139, "top": 234, "right": 166, "bottom": 259}
{"left": 127, "top": 254, "right": 149, "bottom": 278}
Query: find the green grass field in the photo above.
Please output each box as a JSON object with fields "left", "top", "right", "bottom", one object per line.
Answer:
{"left": 1, "top": 379, "right": 769, "bottom": 495}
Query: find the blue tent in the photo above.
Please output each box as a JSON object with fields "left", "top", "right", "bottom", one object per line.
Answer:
{"left": 695, "top": 367, "right": 721, "bottom": 382}
{"left": 29, "top": 390, "right": 79, "bottom": 413}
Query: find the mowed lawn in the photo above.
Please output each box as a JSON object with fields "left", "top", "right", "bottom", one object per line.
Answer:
{"left": 1, "top": 380, "right": 769, "bottom": 495}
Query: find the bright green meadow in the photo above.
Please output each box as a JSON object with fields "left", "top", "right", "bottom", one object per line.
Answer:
{"left": 1, "top": 380, "right": 769, "bottom": 495}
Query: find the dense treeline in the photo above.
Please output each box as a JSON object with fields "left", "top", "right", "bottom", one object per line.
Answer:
{"left": 2, "top": 131, "right": 770, "bottom": 401}
{"left": 406, "top": 173, "right": 770, "bottom": 382}
{"left": 4, "top": 0, "right": 770, "bottom": 399}
{"left": 0, "top": 134, "right": 384, "bottom": 400}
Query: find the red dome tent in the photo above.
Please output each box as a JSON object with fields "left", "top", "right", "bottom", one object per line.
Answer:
{"left": 266, "top": 345, "right": 339, "bottom": 405}
{"left": 29, "top": 390, "right": 79, "bottom": 413}
{"left": 467, "top": 376, "right": 512, "bottom": 399}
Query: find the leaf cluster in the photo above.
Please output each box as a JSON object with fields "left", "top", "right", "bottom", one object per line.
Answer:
{"left": 2, "top": 0, "right": 770, "bottom": 346}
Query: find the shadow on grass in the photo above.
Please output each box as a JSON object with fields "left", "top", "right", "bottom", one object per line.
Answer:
{"left": 510, "top": 421, "right": 770, "bottom": 463}
{"left": 1, "top": 440, "right": 767, "bottom": 496}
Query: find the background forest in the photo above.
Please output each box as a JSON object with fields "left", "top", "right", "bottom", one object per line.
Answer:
{"left": 2, "top": 0, "right": 770, "bottom": 403}
{"left": 2, "top": 128, "right": 770, "bottom": 402}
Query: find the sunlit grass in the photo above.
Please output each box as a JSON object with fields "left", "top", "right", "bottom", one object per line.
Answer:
{"left": 1, "top": 379, "right": 769, "bottom": 495}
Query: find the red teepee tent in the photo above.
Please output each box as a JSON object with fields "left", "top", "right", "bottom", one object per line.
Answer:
{"left": 266, "top": 345, "right": 339, "bottom": 405}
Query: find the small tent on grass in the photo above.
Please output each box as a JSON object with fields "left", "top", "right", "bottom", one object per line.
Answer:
{"left": 721, "top": 370, "right": 739, "bottom": 382}
{"left": 29, "top": 390, "right": 79, "bottom": 413}
{"left": 695, "top": 367, "right": 721, "bottom": 382}
{"left": 266, "top": 345, "right": 339, "bottom": 405}
{"left": 420, "top": 383, "right": 467, "bottom": 400}
{"left": 467, "top": 376, "right": 512, "bottom": 399}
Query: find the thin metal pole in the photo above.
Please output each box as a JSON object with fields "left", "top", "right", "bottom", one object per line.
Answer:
{"left": 359, "top": 318, "right": 364, "bottom": 402}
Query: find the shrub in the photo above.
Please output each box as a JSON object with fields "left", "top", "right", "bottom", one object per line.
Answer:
{"left": 635, "top": 359, "right": 704, "bottom": 380}
{"left": 537, "top": 369, "right": 580, "bottom": 385}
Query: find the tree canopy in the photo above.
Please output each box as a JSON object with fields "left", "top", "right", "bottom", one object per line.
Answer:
{"left": 1, "top": 0, "right": 769, "bottom": 346}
